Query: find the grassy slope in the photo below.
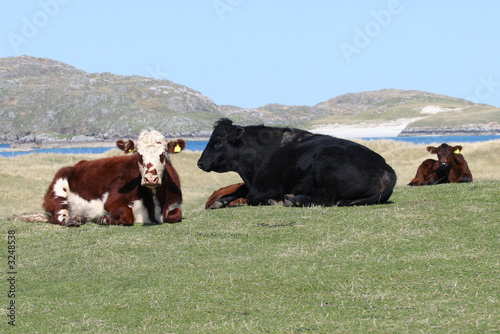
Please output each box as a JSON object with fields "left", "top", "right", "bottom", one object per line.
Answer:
{"left": 307, "top": 91, "right": 500, "bottom": 129}
{"left": 1, "top": 142, "right": 499, "bottom": 332}
{"left": 409, "top": 105, "right": 500, "bottom": 127}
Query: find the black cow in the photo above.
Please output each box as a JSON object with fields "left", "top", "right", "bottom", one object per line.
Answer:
{"left": 197, "top": 118, "right": 397, "bottom": 208}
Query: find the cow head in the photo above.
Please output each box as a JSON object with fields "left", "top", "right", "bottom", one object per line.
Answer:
{"left": 427, "top": 143, "right": 463, "bottom": 168}
{"left": 116, "top": 130, "right": 185, "bottom": 188}
{"left": 197, "top": 118, "right": 244, "bottom": 173}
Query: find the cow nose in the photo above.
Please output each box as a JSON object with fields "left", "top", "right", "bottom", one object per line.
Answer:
{"left": 197, "top": 160, "right": 203, "bottom": 169}
{"left": 441, "top": 162, "right": 448, "bottom": 167}
{"left": 144, "top": 175, "right": 159, "bottom": 186}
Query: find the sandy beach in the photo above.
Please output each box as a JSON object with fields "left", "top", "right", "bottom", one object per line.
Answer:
{"left": 310, "top": 119, "right": 417, "bottom": 138}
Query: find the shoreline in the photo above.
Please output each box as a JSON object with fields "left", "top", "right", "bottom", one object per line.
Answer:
{"left": 2, "top": 137, "right": 212, "bottom": 151}
{"left": 2, "top": 122, "right": 499, "bottom": 150}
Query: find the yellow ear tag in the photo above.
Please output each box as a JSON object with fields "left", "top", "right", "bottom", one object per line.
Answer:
{"left": 174, "top": 144, "right": 181, "bottom": 153}
{"left": 454, "top": 148, "right": 461, "bottom": 154}
{"left": 128, "top": 149, "right": 137, "bottom": 153}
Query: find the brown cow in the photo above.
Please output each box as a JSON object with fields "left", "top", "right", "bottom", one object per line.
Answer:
{"left": 43, "top": 130, "right": 185, "bottom": 226}
{"left": 408, "top": 143, "right": 473, "bottom": 186}
{"left": 205, "top": 182, "right": 247, "bottom": 209}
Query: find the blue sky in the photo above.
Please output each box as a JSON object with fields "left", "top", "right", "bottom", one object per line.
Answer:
{"left": 2, "top": 0, "right": 500, "bottom": 108}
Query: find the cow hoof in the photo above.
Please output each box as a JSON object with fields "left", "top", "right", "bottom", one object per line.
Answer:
{"left": 209, "top": 201, "right": 225, "bottom": 209}
{"left": 73, "top": 215, "right": 87, "bottom": 224}
{"left": 283, "top": 195, "right": 304, "bottom": 207}
{"left": 65, "top": 218, "right": 81, "bottom": 228}
{"left": 97, "top": 215, "right": 110, "bottom": 225}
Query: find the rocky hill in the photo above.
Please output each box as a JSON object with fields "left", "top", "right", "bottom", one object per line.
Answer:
{"left": 0, "top": 56, "right": 222, "bottom": 142}
{"left": 1, "top": 56, "right": 499, "bottom": 143}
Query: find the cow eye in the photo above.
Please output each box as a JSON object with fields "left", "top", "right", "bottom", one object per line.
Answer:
{"left": 159, "top": 154, "right": 165, "bottom": 163}
{"left": 213, "top": 138, "right": 224, "bottom": 149}
{"left": 136, "top": 154, "right": 144, "bottom": 164}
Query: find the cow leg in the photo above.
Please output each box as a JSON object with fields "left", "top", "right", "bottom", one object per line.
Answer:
{"left": 207, "top": 183, "right": 249, "bottom": 209}
{"left": 61, "top": 215, "right": 87, "bottom": 227}
{"left": 98, "top": 211, "right": 134, "bottom": 226}
{"left": 44, "top": 189, "right": 75, "bottom": 226}
{"left": 47, "top": 210, "right": 68, "bottom": 226}
{"left": 246, "top": 190, "right": 282, "bottom": 206}
{"left": 283, "top": 194, "right": 315, "bottom": 207}
{"left": 408, "top": 159, "right": 438, "bottom": 186}
{"left": 423, "top": 167, "right": 449, "bottom": 185}
{"left": 46, "top": 206, "right": 83, "bottom": 227}
{"left": 408, "top": 178, "right": 421, "bottom": 186}
{"left": 210, "top": 194, "right": 247, "bottom": 209}
{"left": 47, "top": 212, "right": 83, "bottom": 227}
{"left": 458, "top": 175, "right": 472, "bottom": 183}
{"left": 165, "top": 208, "right": 182, "bottom": 223}
{"left": 102, "top": 200, "right": 135, "bottom": 226}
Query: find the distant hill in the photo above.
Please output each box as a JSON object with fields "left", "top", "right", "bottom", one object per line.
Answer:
{"left": 0, "top": 56, "right": 222, "bottom": 142}
{"left": 221, "top": 89, "right": 500, "bottom": 136}
{"left": 1, "top": 56, "right": 499, "bottom": 143}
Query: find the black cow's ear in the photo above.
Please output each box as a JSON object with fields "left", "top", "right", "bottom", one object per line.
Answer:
{"left": 117, "top": 139, "right": 136, "bottom": 154}
{"left": 229, "top": 127, "right": 245, "bottom": 143}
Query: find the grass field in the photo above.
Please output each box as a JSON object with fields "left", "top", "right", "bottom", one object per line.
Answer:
{"left": 1, "top": 140, "right": 499, "bottom": 332}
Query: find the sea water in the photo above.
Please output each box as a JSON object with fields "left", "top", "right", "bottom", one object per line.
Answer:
{"left": 0, "top": 135, "right": 498, "bottom": 158}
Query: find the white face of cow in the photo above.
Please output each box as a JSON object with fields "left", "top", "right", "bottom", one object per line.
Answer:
{"left": 135, "top": 130, "right": 169, "bottom": 187}
{"left": 116, "top": 130, "right": 185, "bottom": 188}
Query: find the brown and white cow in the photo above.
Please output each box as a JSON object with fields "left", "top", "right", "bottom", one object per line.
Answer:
{"left": 43, "top": 130, "right": 185, "bottom": 227}
{"left": 408, "top": 143, "right": 473, "bottom": 186}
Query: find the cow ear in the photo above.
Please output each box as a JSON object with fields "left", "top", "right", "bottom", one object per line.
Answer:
{"left": 453, "top": 145, "right": 463, "bottom": 154}
{"left": 117, "top": 139, "right": 136, "bottom": 154}
{"left": 166, "top": 139, "right": 186, "bottom": 154}
{"left": 427, "top": 146, "right": 437, "bottom": 154}
{"left": 229, "top": 127, "right": 245, "bottom": 143}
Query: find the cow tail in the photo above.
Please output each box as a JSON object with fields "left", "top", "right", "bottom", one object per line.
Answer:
{"left": 8, "top": 212, "right": 49, "bottom": 223}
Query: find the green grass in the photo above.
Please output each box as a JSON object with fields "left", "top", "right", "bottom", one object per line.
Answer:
{"left": 1, "top": 181, "right": 499, "bottom": 333}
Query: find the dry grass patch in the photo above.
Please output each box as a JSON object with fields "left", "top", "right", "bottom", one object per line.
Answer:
{"left": 357, "top": 139, "right": 500, "bottom": 185}
{"left": 1, "top": 139, "right": 499, "bottom": 217}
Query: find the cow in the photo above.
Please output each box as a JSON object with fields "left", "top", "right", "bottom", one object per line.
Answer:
{"left": 197, "top": 118, "right": 397, "bottom": 208}
{"left": 205, "top": 182, "right": 248, "bottom": 209}
{"left": 408, "top": 143, "right": 473, "bottom": 186}
{"left": 42, "top": 130, "right": 185, "bottom": 227}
